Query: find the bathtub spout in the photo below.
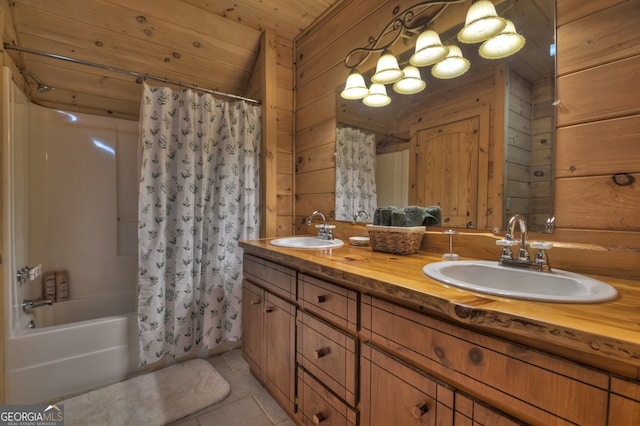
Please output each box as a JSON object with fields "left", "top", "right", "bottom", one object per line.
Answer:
{"left": 22, "top": 298, "right": 53, "bottom": 313}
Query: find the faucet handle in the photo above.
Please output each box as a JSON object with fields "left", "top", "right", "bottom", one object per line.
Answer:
{"left": 496, "top": 239, "right": 519, "bottom": 247}
{"left": 530, "top": 241, "right": 553, "bottom": 250}
{"left": 314, "top": 224, "right": 326, "bottom": 229}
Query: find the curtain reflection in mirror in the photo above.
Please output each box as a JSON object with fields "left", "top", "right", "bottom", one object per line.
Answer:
{"left": 335, "top": 126, "right": 377, "bottom": 221}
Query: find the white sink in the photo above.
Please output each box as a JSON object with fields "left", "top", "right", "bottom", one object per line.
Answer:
{"left": 270, "top": 236, "right": 344, "bottom": 249}
{"left": 422, "top": 260, "right": 618, "bottom": 303}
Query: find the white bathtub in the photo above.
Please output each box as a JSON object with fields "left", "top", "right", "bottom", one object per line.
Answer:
{"left": 5, "top": 291, "right": 141, "bottom": 404}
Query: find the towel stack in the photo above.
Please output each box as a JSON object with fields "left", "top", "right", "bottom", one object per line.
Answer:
{"left": 373, "top": 205, "right": 441, "bottom": 227}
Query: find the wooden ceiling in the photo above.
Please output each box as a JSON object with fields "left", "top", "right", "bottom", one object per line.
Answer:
{"left": 2, "top": 0, "right": 340, "bottom": 119}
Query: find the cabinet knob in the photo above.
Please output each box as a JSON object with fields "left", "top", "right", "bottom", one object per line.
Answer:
{"left": 265, "top": 307, "right": 274, "bottom": 313}
{"left": 312, "top": 412, "right": 326, "bottom": 424}
{"left": 251, "top": 299, "right": 261, "bottom": 305}
{"left": 313, "top": 348, "right": 328, "bottom": 359}
{"left": 411, "top": 401, "right": 430, "bottom": 419}
{"left": 317, "top": 295, "right": 327, "bottom": 303}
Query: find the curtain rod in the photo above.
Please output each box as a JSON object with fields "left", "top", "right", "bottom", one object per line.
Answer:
{"left": 337, "top": 121, "right": 410, "bottom": 142}
{"left": 3, "top": 43, "right": 261, "bottom": 105}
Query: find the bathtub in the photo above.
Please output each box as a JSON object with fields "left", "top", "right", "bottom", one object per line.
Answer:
{"left": 5, "top": 290, "right": 141, "bottom": 404}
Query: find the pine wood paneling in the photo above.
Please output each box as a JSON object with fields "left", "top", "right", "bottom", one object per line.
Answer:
{"left": 557, "top": 0, "right": 640, "bottom": 75}
{"left": 556, "top": 116, "right": 640, "bottom": 178}
{"left": 555, "top": 0, "right": 640, "bottom": 242}
{"left": 295, "top": 143, "right": 335, "bottom": 175}
{"left": 557, "top": 55, "right": 640, "bottom": 126}
{"left": 556, "top": 0, "right": 628, "bottom": 25}
{"left": 555, "top": 174, "right": 640, "bottom": 230}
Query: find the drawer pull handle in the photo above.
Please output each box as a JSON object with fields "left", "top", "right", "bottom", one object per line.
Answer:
{"left": 251, "top": 299, "right": 261, "bottom": 305}
{"left": 411, "top": 401, "right": 430, "bottom": 419}
{"left": 317, "top": 295, "right": 327, "bottom": 303}
{"left": 313, "top": 348, "right": 328, "bottom": 359}
{"left": 312, "top": 412, "right": 326, "bottom": 424}
{"left": 265, "top": 307, "right": 274, "bottom": 313}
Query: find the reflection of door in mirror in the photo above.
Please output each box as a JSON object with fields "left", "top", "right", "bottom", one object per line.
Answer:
{"left": 408, "top": 105, "right": 490, "bottom": 229}
{"left": 411, "top": 117, "right": 480, "bottom": 228}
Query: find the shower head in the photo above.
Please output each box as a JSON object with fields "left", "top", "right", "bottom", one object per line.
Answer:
{"left": 20, "top": 70, "right": 54, "bottom": 94}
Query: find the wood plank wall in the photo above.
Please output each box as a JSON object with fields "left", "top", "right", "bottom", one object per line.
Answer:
{"left": 246, "top": 30, "right": 295, "bottom": 238}
{"left": 555, "top": 0, "right": 640, "bottom": 248}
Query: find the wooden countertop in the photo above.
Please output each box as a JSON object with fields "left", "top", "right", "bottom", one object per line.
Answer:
{"left": 240, "top": 238, "right": 640, "bottom": 379}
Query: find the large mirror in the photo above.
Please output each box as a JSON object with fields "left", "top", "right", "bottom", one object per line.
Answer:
{"left": 336, "top": 0, "right": 555, "bottom": 231}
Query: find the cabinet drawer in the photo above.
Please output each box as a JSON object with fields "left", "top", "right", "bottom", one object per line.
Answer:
{"left": 297, "top": 367, "right": 357, "bottom": 426}
{"left": 297, "top": 311, "right": 358, "bottom": 406}
{"left": 360, "top": 342, "right": 454, "bottom": 426}
{"left": 299, "top": 274, "right": 358, "bottom": 331}
{"left": 362, "top": 296, "right": 609, "bottom": 425}
{"left": 244, "top": 254, "right": 296, "bottom": 301}
{"left": 455, "top": 393, "right": 526, "bottom": 426}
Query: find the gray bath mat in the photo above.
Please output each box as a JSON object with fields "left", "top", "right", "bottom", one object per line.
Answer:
{"left": 58, "top": 358, "right": 230, "bottom": 425}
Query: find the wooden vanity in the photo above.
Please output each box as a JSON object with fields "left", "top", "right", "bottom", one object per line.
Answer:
{"left": 239, "top": 238, "right": 640, "bottom": 425}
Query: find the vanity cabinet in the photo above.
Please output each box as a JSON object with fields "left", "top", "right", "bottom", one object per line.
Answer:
{"left": 242, "top": 255, "right": 296, "bottom": 413}
{"left": 296, "top": 273, "right": 359, "bottom": 424}
{"left": 360, "top": 295, "right": 610, "bottom": 425}
{"left": 240, "top": 248, "right": 640, "bottom": 425}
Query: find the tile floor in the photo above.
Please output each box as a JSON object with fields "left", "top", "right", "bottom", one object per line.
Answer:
{"left": 170, "top": 349, "right": 296, "bottom": 426}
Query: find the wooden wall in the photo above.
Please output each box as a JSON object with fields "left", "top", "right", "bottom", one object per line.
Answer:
{"left": 555, "top": 0, "right": 640, "bottom": 247}
{"left": 245, "top": 30, "right": 295, "bottom": 237}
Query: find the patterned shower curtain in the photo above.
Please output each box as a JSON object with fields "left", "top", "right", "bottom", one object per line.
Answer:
{"left": 137, "top": 83, "right": 261, "bottom": 366}
{"left": 335, "top": 126, "right": 378, "bottom": 221}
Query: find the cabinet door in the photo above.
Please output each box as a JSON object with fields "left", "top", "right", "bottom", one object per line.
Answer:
{"left": 242, "top": 280, "right": 264, "bottom": 377}
{"left": 360, "top": 343, "right": 454, "bottom": 426}
{"left": 454, "top": 393, "right": 526, "bottom": 426}
{"left": 609, "top": 377, "right": 640, "bottom": 425}
{"left": 264, "top": 291, "right": 296, "bottom": 411}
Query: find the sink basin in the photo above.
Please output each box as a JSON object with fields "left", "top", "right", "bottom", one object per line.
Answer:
{"left": 422, "top": 260, "right": 618, "bottom": 303}
{"left": 270, "top": 236, "right": 344, "bottom": 249}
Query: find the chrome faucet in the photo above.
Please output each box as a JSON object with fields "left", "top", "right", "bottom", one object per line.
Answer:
{"left": 307, "top": 210, "right": 335, "bottom": 240}
{"left": 497, "top": 214, "right": 552, "bottom": 272}
{"left": 22, "top": 298, "right": 53, "bottom": 313}
{"left": 352, "top": 210, "right": 369, "bottom": 224}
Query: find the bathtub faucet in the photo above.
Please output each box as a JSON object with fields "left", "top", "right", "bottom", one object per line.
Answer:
{"left": 22, "top": 298, "right": 53, "bottom": 313}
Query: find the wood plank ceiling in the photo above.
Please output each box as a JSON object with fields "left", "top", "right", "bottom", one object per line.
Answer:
{"left": 2, "top": 0, "right": 340, "bottom": 119}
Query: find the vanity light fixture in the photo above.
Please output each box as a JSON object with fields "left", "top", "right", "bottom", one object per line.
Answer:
{"left": 431, "top": 45, "right": 470, "bottom": 79}
{"left": 340, "top": 0, "right": 524, "bottom": 107}
{"left": 363, "top": 83, "right": 392, "bottom": 107}
{"left": 371, "top": 49, "right": 404, "bottom": 84}
{"left": 340, "top": 70, "right": 370, "bottom": 99}
{"left": 457, "top": 0, "right": 506, "bottom": 44}
{"left": 410, "top": 29, "right": 450, "bottom": 67}
{"left": 478, "top": 19, "right": 525, "bottom": 59}
{"left": 393, "top": 66, "right": 427, "bottom": 94}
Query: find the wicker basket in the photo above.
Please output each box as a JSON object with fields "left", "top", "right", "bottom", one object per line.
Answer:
{"left": 366, "top": 225, "right": 425, "bottom": 255}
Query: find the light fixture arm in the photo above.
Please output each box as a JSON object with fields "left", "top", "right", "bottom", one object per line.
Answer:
{"left": 343, "top": 0, "right": 467, "bottom": 70}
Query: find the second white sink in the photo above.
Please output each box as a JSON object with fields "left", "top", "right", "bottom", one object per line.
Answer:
{"left": 422, "top": 260, "right": 618, "bottom": 303}
{"left": 270, "top": 236, "right": 344, "bottom": 249}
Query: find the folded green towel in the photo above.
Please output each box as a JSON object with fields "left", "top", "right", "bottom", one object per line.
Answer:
{"left": 374, "top": 206, "right": 397, "bottom": 225}
{"left": 373, "top": 205, "right": 441, "bottom": 227}
{"left": 402, "top": 206, "right": 425, "bottom": 227}
{"left": 391, "top": 209, "right": 407, "bottom": 226}
{"left": 422, "top": 205, "right": 442, "bottom": 226}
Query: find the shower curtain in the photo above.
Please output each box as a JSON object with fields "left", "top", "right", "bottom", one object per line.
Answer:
{"left": 335, "top": 126, "right": 377, "bottom": 221}
{"left": 137, "top": 83, "right": 261, "bottom": 365}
